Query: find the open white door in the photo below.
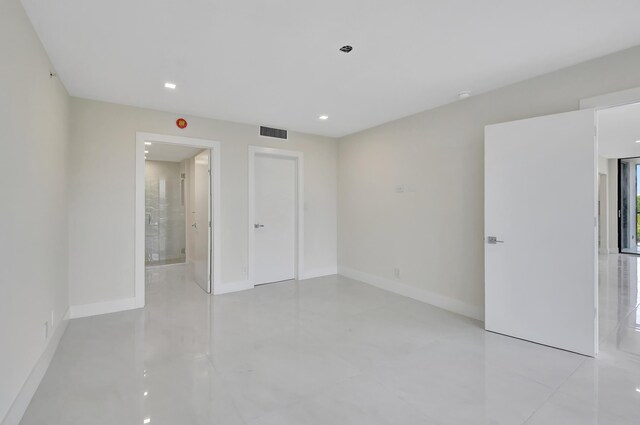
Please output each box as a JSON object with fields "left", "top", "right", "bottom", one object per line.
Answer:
{"left": 193, "top": 150, "right": 211, "bottom": 293}
{"left": 485, "top": 109, "right": 597, "bottom": 356}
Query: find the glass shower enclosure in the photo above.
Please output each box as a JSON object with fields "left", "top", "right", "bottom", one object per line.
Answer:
{"left": 145, "top": 160, "right": 186, "bottom": 266}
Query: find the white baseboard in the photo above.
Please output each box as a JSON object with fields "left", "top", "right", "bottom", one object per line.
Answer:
{"left": 299, "top": 266, "right": 338, "bottom": 280}
{"left": 338, "top": 266, "right": 484, "bottom": 321}
{"left": 2, "top": 308, "right": 70, "bottom": 425}
{"left": 212, "top": 266, "right": 338, "bottom": 295}
{"left": 69, "top": 297, "right": 138, "bottom": 319}
{"left": 213, "top": 280, "right": 254, "bottom": 295}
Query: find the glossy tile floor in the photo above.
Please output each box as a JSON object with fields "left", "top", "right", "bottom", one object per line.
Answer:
{"left": 20, "top": 255, "right": 640, "bottom": 424}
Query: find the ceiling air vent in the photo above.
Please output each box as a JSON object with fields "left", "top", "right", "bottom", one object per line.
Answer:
{"left": 260, "top": 126, "right": 288, "bottom": 140}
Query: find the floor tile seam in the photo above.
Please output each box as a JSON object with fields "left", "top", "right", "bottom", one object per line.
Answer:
{"left": 598, "top": 301, "right": 640, "bottom": 345}
{"left": 240, "top": 372, "right": 366, "bottom": 424}
{"left": 442, "top": 336, "right": 591, "bottom": 391}
{"left": 521, "top": 354, "right": 592, "bottom": 424}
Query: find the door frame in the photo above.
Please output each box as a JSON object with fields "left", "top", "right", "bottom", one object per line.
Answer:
{"left": 598, "top": 172, "right": 608, "bottom": 254}
{"left": 581, "top": 87, "right": 640, "bottom": 257}
{"left": 247, "top": 146, "right": 304, "bottom": 286}
{"left": 135, "top": 132, "right": 221, "bottom": 307}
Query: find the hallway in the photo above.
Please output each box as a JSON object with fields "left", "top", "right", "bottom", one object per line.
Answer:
{"left": 19, "top": 256, "right": 640, "bottom": 424}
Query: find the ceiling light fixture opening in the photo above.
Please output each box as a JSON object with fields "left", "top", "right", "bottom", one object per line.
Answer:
{"left": 319, "top": 115, "right": 329, "bottom": 120}
{"left": 339, "top": 45, "right": 353, "bottom": 53}
{"left": 145, "top": 142, "right": 152, "bottom": 145}
{"left": 164, "top": 82, "right": 176, "bottom": 89}
{"left": 458, "top": 91, "right": 471, "bottom": 99}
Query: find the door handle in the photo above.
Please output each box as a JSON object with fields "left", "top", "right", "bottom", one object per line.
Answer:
{"left": 254, "top": 223, "right": 265, "bottom": 229}
{"left": 487, "top": 236, "right": 504, "bottom": 244}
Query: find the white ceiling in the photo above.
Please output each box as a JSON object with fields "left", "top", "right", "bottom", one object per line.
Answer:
{"left": 145, "top": 142, "right": 202, "bottom": 162}
{"left": 21, "top": 0, "right": 640, "bottom": 137}
{"left": 598, "top": 103, "right": 640, "bottom": 159}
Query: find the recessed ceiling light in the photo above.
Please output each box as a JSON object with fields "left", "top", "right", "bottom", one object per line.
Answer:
{"left": 458, "top": 91, "right": 471, "bottom": 99}
{"left": 319, "top": 115, "right": 329, "bottom": 120}
{"left": 145, "top": 142, "right": 152, "bottom": 145}
{"left": 339, "top": 45, "right": 353, "bottom": 53}
{"left": 635, "top": 140, "right": 640, "bottom": 143}
{"left": 164, "top": 82, "right": 176, "bottom": 89}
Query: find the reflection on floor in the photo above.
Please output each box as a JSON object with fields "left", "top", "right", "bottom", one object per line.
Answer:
{"left": 145, "top": 257, "right": 186, "bottom": 267}
{"left": 20, "top": 256, "right": 640, "bottom": 425}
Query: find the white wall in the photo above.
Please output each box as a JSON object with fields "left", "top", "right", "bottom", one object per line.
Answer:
{"left": 338, "top": 46, "right": 640, "bottom": 320}
{"left": 597, "top": 157, "right": 621, "bottom": 255}
{"left": 598, "top": 156, "right": 608, "bottom": 174}
{"left": 68, "top": 99, "right": 338, "bottom": 306}
{"left": 0, "top": 0, "right": 70, "bottom": 422}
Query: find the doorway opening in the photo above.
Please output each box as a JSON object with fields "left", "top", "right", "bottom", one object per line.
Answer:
{"left": 618, "top": 157, "right": 640, "bottom": 255}
{"left": 135, "top": 133, "right": 221, "bottom": 307}
{"left": 248, "top": 146, "right": 304, "bottom": 287}
{"left": 144, "top": 145, "right": 212, "bottom": 293}
{"left": 590, "top": 94, "right": 640, "bottom": 347}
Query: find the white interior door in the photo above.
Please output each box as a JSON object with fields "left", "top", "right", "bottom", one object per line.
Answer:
{"left": 254, "top": 154, "right": 296, "bottom": 285}
{"left": 193, "top": 150, "right": 211, "bottom": 293}
{"left": 485, "top": 109, "right": 597, "bottom": 356}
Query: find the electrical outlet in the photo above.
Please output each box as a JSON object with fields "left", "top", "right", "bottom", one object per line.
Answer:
{"left": 393, "top": 268, "right": 401, "bottom": 279}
